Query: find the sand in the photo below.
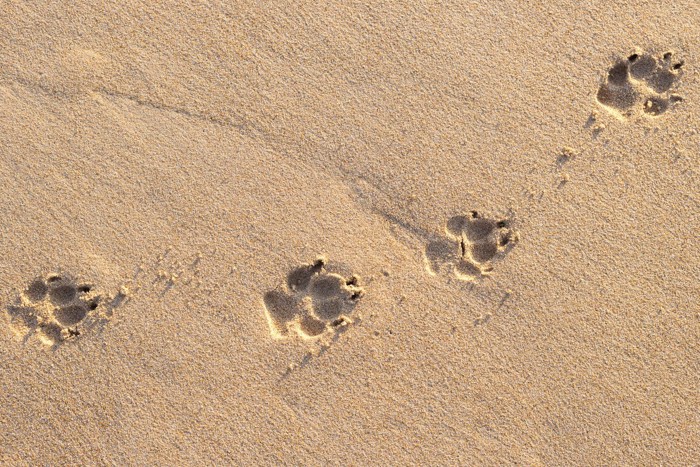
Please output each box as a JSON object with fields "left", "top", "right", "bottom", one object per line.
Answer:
{"left": 1, "top": 1, "right": 698, "bottom": 465}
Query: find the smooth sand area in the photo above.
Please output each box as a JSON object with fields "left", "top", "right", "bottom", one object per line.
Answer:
{"left": 1, "top": 2, "right": 698, "bottom": 465}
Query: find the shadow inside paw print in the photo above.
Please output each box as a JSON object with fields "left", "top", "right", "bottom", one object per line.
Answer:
{"left": 596, "top": 50, "right": 684, "bottom": 119}
{"left": 6, "top": 273, "right": 103, "bottom": 346}
{"left": 424, "top": 211, "right": 519, "bottom": 282}
{"left": 263, "top": 257, "right": 364, "bottom": 339}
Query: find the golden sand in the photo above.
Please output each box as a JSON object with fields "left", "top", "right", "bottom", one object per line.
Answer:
{"left": 1, "top": 2, "right": 698, "bottom": 464}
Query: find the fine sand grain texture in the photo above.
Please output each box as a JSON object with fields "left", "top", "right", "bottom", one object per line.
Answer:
{"left": 1, "top": 2, "right": 699, "bottom": 465}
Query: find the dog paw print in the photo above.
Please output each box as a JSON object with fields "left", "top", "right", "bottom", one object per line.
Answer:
{"left": 596, "top": 50, "right": 684, "bottom": 119}
{"left": 263, "top": 257, "right": 364, "bottom": 339}
{"left": 5, "top": 273, "right": 103, "bottom": 346}
{"left": 424, "top": 212, "right": 519, "bottom": 281}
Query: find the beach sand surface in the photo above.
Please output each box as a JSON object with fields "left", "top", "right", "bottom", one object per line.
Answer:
{"left": 1, "top": 1, "right": 699, "bottom": 465}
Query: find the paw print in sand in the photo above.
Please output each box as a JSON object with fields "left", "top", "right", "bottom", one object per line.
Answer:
{"left": 6, "top": 273, "right": 103, "bottom": 346}
{"left": 424, "top": 211, "right": 519, "bottom": 281}
{"left": 596, "top": 50, "right": 684, "bottom": 119}
{"left": 263, "top": 257, "right": 364, "bottom": 339}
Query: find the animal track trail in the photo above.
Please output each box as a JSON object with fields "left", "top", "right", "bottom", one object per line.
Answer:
{"left": 596, "top": 50, "right": 684, "bottom": 119}
{"left": 5, "top": 273, "right": 109, "bottom": 347}
{"left": 263, "top": 257, "right": 364, "bottom": 340}
{"left": 424, "top": 211, "right": 519, "bottom": 282}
